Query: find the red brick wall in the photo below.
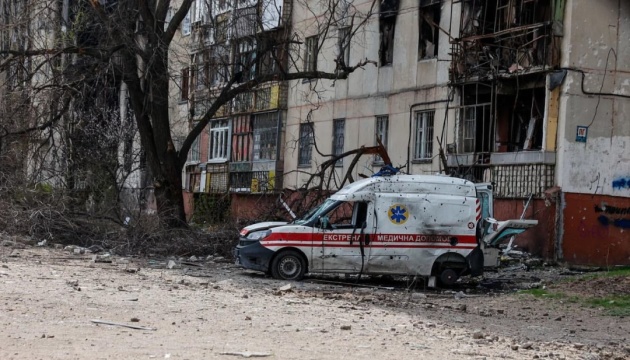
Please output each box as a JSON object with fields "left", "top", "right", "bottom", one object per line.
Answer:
{"left": 561, "top": 193, "right": 630, "bottom": 266}
{"left": 493, "top": 199, "right": 557, "bottom": 259}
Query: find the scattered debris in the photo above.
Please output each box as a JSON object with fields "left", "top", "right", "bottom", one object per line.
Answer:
{"left": 340, "top": 325, "right": 352, "bottom": 330}
{"left": 219, "top": 351, "right": 271, "bottom": 358}
{"left": 167, "top": 260, "right": 177, "bottom": 269}
{"left": 92, "top": 254, "right": 112, "bottom": 263}
{"left": 36, "top": 240, "right": 47, "bottom": 247}
{"left": 90, "top": 319, "right": 156, "bottom": 331}
{"left": 278, "top": 284, "right": 292, "bottom": 292}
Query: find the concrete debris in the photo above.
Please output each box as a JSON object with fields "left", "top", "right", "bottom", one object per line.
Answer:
{"left": 189, "top": 255, "right": 198, "bottom": 262}
{"left": 521, "top": 342, "right": 533, "bottom": 350}
{"left": 472, "top": 331, "right": 485, "bottom": 339}
{"left": 92, "top": 254, "right": 112, "bottom": 263}
{"left": 36, "top": 240, "right": 47, "bottom": 247}
{"left": 9, "top": 250, "right": 20, "bottom": 257}
{"left": 410, "top": 292, "right": 427, "bottom": 300}
{"left": 340, "top": 325, "right": 352, "bottom": 330}
{"left": 167, "top": 260, "right": 177, "bottom": 269}
{"left": 278, "top": 284, "right": 292, "bottom": 292}
{"left": 206, "top": 255, "right": 214, "bottom": 261}
{"left": 219, "top": 351, "right": 271, "bottom": 358}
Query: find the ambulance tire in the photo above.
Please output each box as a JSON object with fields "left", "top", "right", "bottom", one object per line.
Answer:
{"left": 439, "top": 268, "right": 459, "bottom": 286}
{"left": 271, "top": 250, "right": 306, "bottom": 281}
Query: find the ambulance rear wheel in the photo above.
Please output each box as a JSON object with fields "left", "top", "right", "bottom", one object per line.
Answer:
{"left": 439, "top": 268, "right": 459, "bottom": 286}
{"left": 271, "top": 250, "right": 306, "bottom": 281}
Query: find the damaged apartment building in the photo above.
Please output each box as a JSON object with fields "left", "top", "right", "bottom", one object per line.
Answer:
{"left": 284, "top": 0, "right": 630, "bottom": 266}
{"left": 179, "top": 0, "right": 290, "bottom": 220}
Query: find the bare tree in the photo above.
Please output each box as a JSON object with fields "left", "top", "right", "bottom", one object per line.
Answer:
{"left": 0, "top": 0, "right": 379, "bottom": 228}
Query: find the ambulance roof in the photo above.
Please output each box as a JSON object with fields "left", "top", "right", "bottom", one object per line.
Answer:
{"left": 331, "top": 174, "right": 475, "bottom": 199}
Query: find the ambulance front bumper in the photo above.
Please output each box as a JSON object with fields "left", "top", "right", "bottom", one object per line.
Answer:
{"left": 234, "top": 240, "right": 275, "bottom": 273}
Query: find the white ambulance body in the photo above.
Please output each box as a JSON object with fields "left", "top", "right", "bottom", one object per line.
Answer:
{"left": 235, "top": 175, "right": 537, "bottom": 285}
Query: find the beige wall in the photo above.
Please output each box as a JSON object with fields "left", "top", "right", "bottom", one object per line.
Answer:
{"left": 284, "top": 0, "right": 460, "bottom": 190}
{"left": 556, "top": 0, "right": 630, "bottom": 196}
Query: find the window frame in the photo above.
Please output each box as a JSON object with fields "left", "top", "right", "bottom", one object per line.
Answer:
{"left": 304, "top": 35, "right": 318, "bottom": 72}
{"left": 182, "top": 10, "right": 191, "bottom": 36}
{"left": 180, "top": 67, "right": 190, "bottom": 101}
{"left": 252, "top": 112, "right": 279, "bottom": 161}
{"left": 298, "top": 123, "right": 314, "bottom": 166}
{"left": 332, "top": 119, "right": 345, "bottom": 167}
{"left": 374, "top": 115, "right": 389, "bottom": 164}
{"left": 337, "top": 27, "right": 351, "bottom": 68}
{"left": 413, "top": 110, "right": 435, "bottom": 161}
{"left": 208, "top": 119, "right": 231, "bottom": 163}
{"left": 418, "top": 2, "right": 441, "bottom": 60}
{"left": 189, "top": 135, "right": 201, "bottom": 163}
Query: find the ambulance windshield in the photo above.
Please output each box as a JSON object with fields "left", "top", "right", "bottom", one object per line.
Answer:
{"left": 293, "top": 199, "right": 340, "bottom": 226}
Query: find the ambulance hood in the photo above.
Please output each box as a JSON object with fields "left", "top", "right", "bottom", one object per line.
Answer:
{"left": 240, "top": 222, "right": 288, "bottom": 236}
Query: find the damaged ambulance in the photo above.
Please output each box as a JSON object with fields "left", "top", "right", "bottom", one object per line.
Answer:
{"left": 234, "top": 174, "right": 537, "bottom": 286}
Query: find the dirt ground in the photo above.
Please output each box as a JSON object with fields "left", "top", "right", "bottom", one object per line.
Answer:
{"left": 1, "top": 245, "right": 629, "bottom": 360}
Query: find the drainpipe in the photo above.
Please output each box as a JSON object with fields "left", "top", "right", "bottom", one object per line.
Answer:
{"left": 407, "top": 97, "right": 453, "bottom": 172}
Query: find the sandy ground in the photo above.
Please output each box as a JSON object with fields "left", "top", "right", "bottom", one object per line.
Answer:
{"left": 1, "top": 246, "right": 629, "bottom": 360}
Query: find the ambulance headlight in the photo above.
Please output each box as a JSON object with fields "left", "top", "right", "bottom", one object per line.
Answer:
{"left": 246, "top": 230, "right": 271, "bottom": 241}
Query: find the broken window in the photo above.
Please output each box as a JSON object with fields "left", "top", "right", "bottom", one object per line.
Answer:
{"left": 258, "top": 36, "right": 280, "bottom": 76}
{"left": 235, "top": 37, "right": 256, "bottom": 82}
{"left": 458, "top": 83, "right": 493, "bottom": 154}
{"left": 418, "top": 0, "right": 440, "bottom": 60}
{"left": 208, "top": 119, "right": 230, "bottom": 162}
{"left": 253, "top": 113, "right": 278, "bottom": 161}
{"left": 304, "top": 36, "right": 318, "bottom": 72}
{"left": 337, "top": 27, "right": 351, "bottom": 68}
{"left": 414, "top": 110, "right": 434, "bottom": 160}
{"left": 333, "top": 119, "right": 345, "bottom": 166}
{"left": 495, "top": 85, "right": 545, "bottom": 152}
{"left": 379, "top": 0, "right": 399, "bottom": 65}
{"left": 374, "top": 115, "right": 389, "bottom": 164}
{"left": 298, "top": 123, "right": 314, "bottom": 166}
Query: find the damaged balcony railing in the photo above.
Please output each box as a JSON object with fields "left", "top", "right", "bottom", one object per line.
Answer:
{"left": 451, "top": 0, "right": 561, "bottom": 81}
{"left": 447, "top": 163, "right": 554, "bottom": 198}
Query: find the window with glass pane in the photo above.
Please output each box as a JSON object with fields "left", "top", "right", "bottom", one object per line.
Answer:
{"left": 236, "top": 38, "right": 256, "bottom": 82}
{"left": 298, "top": 123, "right": 314, "bottom": 166}
{"left": 304, "top": 36, "right": 318, "bottom": 72}
{"left": 190, "top": 136, "right": 200, "bottom": 162}
{"left": 253, "top": 113, "right": 278, "bottom": 161}
{"left": 333, "top": 119, "right": 345, "bottom": 166}
{"left": 414, "top": 110, "right": 435, "bottom": 160}
{"left": 338, "top": 27, "right": 351, "bottom": 67}
{"left": 374, "top": 116, "right": 388, "bottom": 163}
{"left": 208, "top": 119, "right": 230, "bottom": 162}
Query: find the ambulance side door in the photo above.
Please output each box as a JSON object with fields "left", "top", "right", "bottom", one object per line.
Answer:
{"left": 314, "top": 201, "right": 372, "bottom": 272}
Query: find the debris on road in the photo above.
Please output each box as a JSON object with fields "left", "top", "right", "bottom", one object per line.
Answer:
{"left": 90, "top": 319, "right": 156, "bottom": 331}
{"left": 219, "top": 351, "right": 271, "bottom": 358}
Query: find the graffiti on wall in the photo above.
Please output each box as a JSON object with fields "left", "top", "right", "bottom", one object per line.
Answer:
{"left": 595, "top": 204, "right": 630, "bottom": 230}
{"left": 612, "top": 177, "right": 630, "bottom": 191}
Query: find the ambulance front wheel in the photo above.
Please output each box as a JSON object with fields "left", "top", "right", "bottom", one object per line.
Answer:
{"left": 271, "top": 250, "right": 306, "bottom": 281}
{"left": 439, "top": 268, "right": 459, "bottom": 286}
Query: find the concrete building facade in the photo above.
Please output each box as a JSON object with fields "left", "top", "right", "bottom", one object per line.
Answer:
{"left": 283, "top": 0, "right": 630, "bottom": 266}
